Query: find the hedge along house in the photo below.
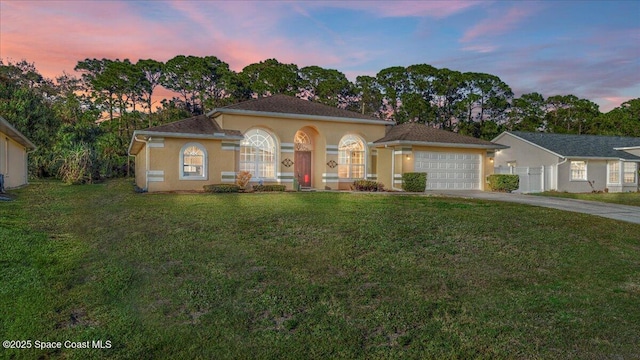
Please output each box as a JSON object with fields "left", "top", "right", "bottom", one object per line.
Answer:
{"left": 0, "top": 116, "right": 37, "bottom": 191}
{"left": 128, "top": 95, "right": 505, "bottom": 192}
{"left": 493, "top": 131, "right": 640, "bottom": 193}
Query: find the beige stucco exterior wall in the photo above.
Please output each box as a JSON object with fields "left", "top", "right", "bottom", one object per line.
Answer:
{"left": 136, "top": 137, "right": 236, "bottom": 192}
{"left": 134, "top": 145, "right": 146, "bottom": 189}
{"left": 0, "top": 132, "right": 29, "bottom": 189}
{"left": 216, "top": 113, "right": 387, "bottom": 190}
{"left": 395, "top": 147, "right": 411, "bottom": 190}
{"left": 375, "top": 148, "right": 393, "bottom": 190}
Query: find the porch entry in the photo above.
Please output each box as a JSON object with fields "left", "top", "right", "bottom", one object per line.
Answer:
{"left": 294, "top": 131, "right": 312, "bottom": 187}
{"left": 295, "top": 151, "right": 311, "bottom": 187}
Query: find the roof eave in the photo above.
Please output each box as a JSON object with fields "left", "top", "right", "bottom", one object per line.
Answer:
{"left": 128, "top": 130, "right": 243, "bottom": 155}
{"left": 371, "top": 140, "right": 508, "bottom": 150}
{"left": 564, "top": 156, "right": 640, "bottom": 162}
{"left": 128, "top": 131, "right": 146, "bottom": 155}
{"left": 133, "top": 130, "right": 243, "bottom": 140}
{"left": 209, "top": 108, "right": 393, "bottom": 126}
{"left": 0, "top": 116, "right": 37, "bottom": 150}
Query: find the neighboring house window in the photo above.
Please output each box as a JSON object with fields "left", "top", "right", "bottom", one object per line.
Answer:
{"left": 180, "top": 143, "right": 207, "bottom": 180}
{"left": 240, "top": 129, "right": 276, "bottom": 179}
{"left": 608, "top": 161, "right": 620, "bottom": 184}
{"left": 623, "top": 162, "right": 637, "bottom": 184}
{"left": 338, "top": 134, "right": 365, "bottom": 179}
{"left": 570, "top": 161, "right": 587, "bottom": 181}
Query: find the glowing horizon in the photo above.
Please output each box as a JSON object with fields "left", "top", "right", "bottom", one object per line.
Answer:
{"left": 1, "top": 0, "right": 638, "bottom": 112}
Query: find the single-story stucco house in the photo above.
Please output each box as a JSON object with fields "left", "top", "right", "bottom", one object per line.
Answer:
{"left": 128, "top": 95, "right": 506, "bottom": 192}
{"left": 493, "top": 131, "right": 640, "bottom": 193}
{"left": 0, "top": 116, "right": 37, "bottom": 191}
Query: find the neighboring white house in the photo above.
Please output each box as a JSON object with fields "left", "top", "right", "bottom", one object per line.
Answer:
{"left": 493, "top": 131, "right": 640, "bottom": 193}
{"left": 0, "top": 116, "right": 37, "bottom": 191}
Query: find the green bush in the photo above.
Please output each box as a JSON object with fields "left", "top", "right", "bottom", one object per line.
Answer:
{"left": 351, "top": 180, "right": 385, "bottom": 191}
{"left": 402, "top": 172, "right": 427, "bottom": 192}
{"left": 252, "top": 184, "right": 286, "bottom": 192}
{"left": 56, "top": 142, "right": 98, "bottom": 184}
{"left": 203, "top": 184, "right": 240, "bottom": 193}
{"left": 487, "top": 174, "right": 519, "bottom": 192}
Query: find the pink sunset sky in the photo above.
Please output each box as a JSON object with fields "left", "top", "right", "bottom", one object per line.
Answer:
{"left": 1, "top": 0, "right": 638, "bottom": 112}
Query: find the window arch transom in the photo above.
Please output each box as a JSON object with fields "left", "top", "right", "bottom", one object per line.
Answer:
{"left": 294, "top": 131, "right": 312, "bottom": 151}
{"left": 180, "top": 142, "right": 207, "bottom": 180}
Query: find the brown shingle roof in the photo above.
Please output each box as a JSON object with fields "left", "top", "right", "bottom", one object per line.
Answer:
{"left": 143, "top": 115, "right": 242, "bottom": 137}
{"left": 218, "top": 94, "right": 385, "bottom": 122}
{"left": 374, "top": 123, "right": 504, "bottom": 148}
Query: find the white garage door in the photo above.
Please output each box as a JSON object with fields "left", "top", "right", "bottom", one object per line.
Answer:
{"left": 414, "top": 151, "right": 481, "bottom": 190}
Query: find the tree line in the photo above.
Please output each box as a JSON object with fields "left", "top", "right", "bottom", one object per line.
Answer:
{"left": 1, "top": 56, "right": 638, "bottom": 184}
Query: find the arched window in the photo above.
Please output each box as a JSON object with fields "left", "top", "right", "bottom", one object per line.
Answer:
{"left": 241, "top": 129, "right": 277, "bottom": 179}
{"left": 338, "top": 135, "right": 365, "bottom": 179}
{"left": 294, "top": 131, "right": 312, "bottom": 151}
{"left": 180, "top": 143, "right": 207, "bottom": 180}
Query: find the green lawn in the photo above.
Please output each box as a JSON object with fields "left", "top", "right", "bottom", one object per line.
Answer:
{"left": 1, "top": 179, "right": 639, "bottom": 359}
{"left": 537, "top": 191, "right": 640, "bottom": 207}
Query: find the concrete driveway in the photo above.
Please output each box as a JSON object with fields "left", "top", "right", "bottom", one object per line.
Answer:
{"left": 427, "top": 191, "right": 640, "bottom": 225}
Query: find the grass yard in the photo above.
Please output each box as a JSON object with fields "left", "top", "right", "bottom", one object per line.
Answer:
{"left": 1, "top": 179, "right": 639, "bottom": 359}
{"left": 537, "top": 191, "right": 640, "bottom": 207}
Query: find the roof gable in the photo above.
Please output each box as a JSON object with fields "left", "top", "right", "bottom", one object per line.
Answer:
{"left": 506, "top": 131, "right": 640, "bottom": 160}
{"left": 374, "top": 123, "right": 505, "bottom": 149}
{"left": 212, "top": 94, "right": 388, "bottom": 123}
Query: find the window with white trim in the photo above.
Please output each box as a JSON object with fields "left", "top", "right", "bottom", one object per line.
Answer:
{"left": 338, "top": 134, "right": 365, "bottom": 179}
{"left": 180, "top": 143, "right": 207, "bottom": 180}
{"left": 623, "top": 162, "right": 637, "bottom": 184}
{"left": 570, "top": 161, "right": 586, "bottom": 181}
{"left": 608, "top": 161, "right": 620, "bottom": 184}
{"left": 240, "top": 129, "right": 276, "bottom": 179}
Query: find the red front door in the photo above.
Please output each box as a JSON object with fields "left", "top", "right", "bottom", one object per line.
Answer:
{"left": 295, "top": 151, "right": 311, "bottom": 187}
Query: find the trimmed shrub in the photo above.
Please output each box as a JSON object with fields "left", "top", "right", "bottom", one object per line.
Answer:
{"left": 487, "top": 174, "right": 519, "bottom": 192}
{"left": 352, "top": 180, "right": 385, "bottom": 192}
{"left": 402, "top": 172, "right": 427, "bottom": 192}
{"left": 203, "top": 184, "right": 240, "bottom": 193}
{"left": 252, "top": 184, "right": 286, "bottom": 192}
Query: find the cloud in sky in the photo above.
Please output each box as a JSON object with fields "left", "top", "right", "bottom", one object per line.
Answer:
{"left": 1, "top": 0, "right": 638, "bottom": 112}
{"left": 312, "top": 0, "right": 485, "bottom": 19}
{"left": 460, "top": 4, "right": 537, "bottom": 44}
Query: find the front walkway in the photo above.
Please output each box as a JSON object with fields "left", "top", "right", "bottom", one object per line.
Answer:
{"left": 426, "top": 191, "right": 640, "bottom": 225}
